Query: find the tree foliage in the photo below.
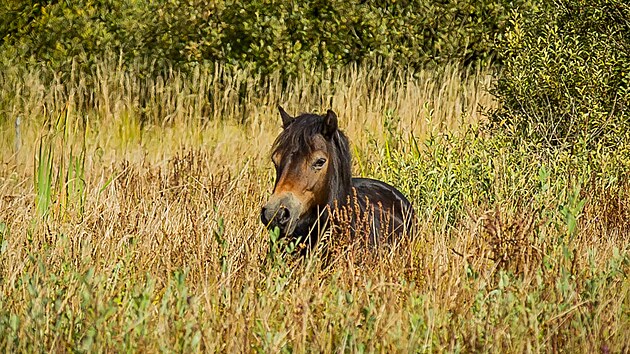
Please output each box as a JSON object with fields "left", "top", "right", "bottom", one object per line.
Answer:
{"left": 491, "top": 0, "right": 630, "bottom": 149}
{"left": 1, "top": 0, "right": 534, "bottom": 75}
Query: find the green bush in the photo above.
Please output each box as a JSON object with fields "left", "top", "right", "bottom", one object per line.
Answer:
{"left": 1, "top": 0, "right": 535, "bottom": 76}
{"left": 491, "top": 0, "right": 630, "bottom": 149}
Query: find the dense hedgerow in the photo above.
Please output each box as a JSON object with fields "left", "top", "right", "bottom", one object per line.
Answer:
{"left": 491, "top": 0, "right": 630, "bottom": 149}
{"left": 0, "top": 0, "right": 535, "bottom": 75}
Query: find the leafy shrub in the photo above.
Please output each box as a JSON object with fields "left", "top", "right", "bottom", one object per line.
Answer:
{"left": 0, "top": 0, "right": 535, "bottom": 76}
{"left": 491, "top": 0, "right": 630, "bottom": 149}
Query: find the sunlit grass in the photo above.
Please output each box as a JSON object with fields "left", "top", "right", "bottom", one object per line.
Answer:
{"left": 0, "top": 59, "right": 628, "bottom": 352}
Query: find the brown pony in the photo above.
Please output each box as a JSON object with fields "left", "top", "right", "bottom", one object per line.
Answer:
{"left": 261, "top": 107, "right": 414, "bottom": 248}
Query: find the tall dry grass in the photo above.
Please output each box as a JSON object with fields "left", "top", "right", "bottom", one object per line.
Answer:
{"left": 0, "top": 59, "right": 627, "bottom": 352}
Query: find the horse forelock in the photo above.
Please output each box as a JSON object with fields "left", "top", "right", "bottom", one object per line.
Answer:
{"left": 271, "top": 113, "right": 320, "bottom": 157}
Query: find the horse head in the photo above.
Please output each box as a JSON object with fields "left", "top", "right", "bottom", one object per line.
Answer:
{"left": 261, "top": 106, "right": 352, "bottom": 240}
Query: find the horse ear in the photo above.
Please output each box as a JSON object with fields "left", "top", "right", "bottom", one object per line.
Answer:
{"left": 322, "top": 109, "right": 338, "bottom": 138}
{"left": 278, "top": 106, "right": 294, "bottom": 128}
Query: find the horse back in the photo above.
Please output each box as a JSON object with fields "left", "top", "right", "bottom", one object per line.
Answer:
{"left": 347, "top": 178, "right": 415, "bottom": 243}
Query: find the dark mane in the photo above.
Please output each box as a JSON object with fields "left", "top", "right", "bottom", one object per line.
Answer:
{"left": 271, "top": 113, "right": 353, "bottom": 205}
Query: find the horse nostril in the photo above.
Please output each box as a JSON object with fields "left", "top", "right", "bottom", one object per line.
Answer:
{"left": 261, "top": 207, "right": 270, "bottom": 225}
{"left": 261, "top": 205, "right": 292, "bottom": 228}
{"left": 278, "top": 206, "right": 291, "bottom": 226}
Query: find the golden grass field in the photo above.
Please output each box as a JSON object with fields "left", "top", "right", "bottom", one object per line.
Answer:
{"left": 0, "top": 60, "right": 628, "bottom": 352}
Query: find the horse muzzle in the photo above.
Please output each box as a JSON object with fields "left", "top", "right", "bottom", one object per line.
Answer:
{"left": 260, "top": 193, "right": 303, "bottom": 237}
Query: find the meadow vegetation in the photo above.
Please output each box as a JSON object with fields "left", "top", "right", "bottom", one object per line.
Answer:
{"left": 1, "top": 0, "right": 629, "bottom": 352}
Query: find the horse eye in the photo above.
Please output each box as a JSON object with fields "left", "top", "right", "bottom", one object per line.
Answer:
{"left": 313, "top": 158, "right": 327, "bottom": 169}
